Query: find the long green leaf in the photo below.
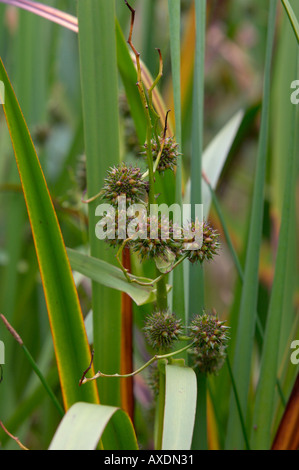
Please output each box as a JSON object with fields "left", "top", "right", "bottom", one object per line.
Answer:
{"left": 0, "top": 57, "right": 99, "bottom": 409}
{"left": 281, "top": 0, "right": 299, "bottom": 44}
{"left": 188, "top": 0, "right": 206, "bottom": 318}
{"left": 250, "top": 50, "right": 299, "bottom": 451}
{"left": 168, "top": 0, "right": 186, "bottom": 336}
{"left": 225, "top": 0, "right": 278, "bottom": 449}
{"left": 49, "top": 402, "right": 138, "bottom": 450}
{"left": 66, "top": 248, "right": 161, "bottom": 306}
{"left": 189, "top": 0, "right": 207, "bottom": 451}
{"left": 77, "top": 0, "right": 121, "bottom": 407}
{"left": 115, "top": 20, "right": 146, "bottom": 145}
{"left": 162, "top": 365, "right": 197, "bottom": 450}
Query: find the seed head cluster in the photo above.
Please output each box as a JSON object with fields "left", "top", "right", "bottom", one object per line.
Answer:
{"left": 130, "top": 215, "right": 182, "bottom": 261}
{"left": 101, "top": 164, "right": 147, "bottom": 206}
{"left": 188, "top": 312, "right": 229, "bottom": 375}
{"left": 143, "top": 310, "right": 183, "bottom": 352}
{"left": 141, "top": 135, "right": 179, "bottom": 173}
{"left": 184, "top": 221, "right": 220, "bottom": 264}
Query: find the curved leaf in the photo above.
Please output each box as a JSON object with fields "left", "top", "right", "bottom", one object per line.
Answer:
{"left": 162, "top": 365, "right": 197, "bottom": 450}
{"left": 49, "top": 402, "right": 138, "bottom": 450}
{"left": 66, "top": 248, "right": 167, "bottom": 306}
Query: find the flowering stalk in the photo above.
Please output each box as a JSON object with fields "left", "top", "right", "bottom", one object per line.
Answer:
{"left": 80, "top": 341, "right": 195, "bottom": 384}
{"left": 124, "top": 0, "right": 156, "bottom": 207}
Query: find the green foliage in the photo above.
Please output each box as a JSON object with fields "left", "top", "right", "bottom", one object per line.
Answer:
{"left": 0, "top": 0, "right": 298, "bottom": 451}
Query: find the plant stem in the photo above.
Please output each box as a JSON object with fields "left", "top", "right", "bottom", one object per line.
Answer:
{"left": 0, "top": 314, "right": 64, "bottom": 417}
{"left": 191, "top": 370, "right": 208, "bottom": 450}
{"left": 81, "top": 342, "right": 195, "bottom": 383}
{"left": 155, "top": 360, "right": 166, "bottom": 450}
{"left": 156, "top": 272, "right": 168, "bottom": 311}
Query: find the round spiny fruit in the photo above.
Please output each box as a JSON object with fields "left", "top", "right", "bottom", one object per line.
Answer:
{"left": 189, "top": 345, "right": 227, "bottom": 375}
{"left": 188, "top": 312, "right": 229, "bottom": 375}
{"left": 183, "top": 220, "right": 220, "bottom": 264}
{"left": 189, "top": 311, "right": 229, "bottom": 352}
{"left": 130, "top": 214, "right": 183, "bottom": 262}
{"left": 141, "top": 135, "right": 180, "bottom": 173}
{"left": 101, "top": 163, "right": 147, "bottom": 206}
{"left": 143, "top": 310, "right": 183, "bottom": 352}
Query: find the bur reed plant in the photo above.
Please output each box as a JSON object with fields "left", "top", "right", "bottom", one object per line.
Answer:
{"left": 0, "top": 0, "right": 298, "bottom": 451}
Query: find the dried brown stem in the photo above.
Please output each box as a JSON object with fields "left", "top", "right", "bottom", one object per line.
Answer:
{"left": 0, "top": 420, "right": 28, "bottom": 450}
{"left": 79, "top": 350, "right": 94, "bottom": 386}
{"left": 0, "top": 314, "right": 23, "bottom": 345}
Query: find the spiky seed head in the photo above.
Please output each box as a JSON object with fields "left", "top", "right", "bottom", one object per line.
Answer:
{"left": 141, "top": 135, "right": 180, "bottom": 173}
{"left": 143, "top": 310, "right": 183, "bottom": 352}
{"left": 101, "top": 163, "right": 147, "bottom": 206}
{"left": 130, "top": 214, "right": 183, "bottom": 262}
{"left": 188, "top": 311, "right": 229, "bottom": 375}
{"left": 189, "top": 312, "right": 229, "bottom": 350}
{"left": 184, "top": 221, "right": 220, "bottom": 264}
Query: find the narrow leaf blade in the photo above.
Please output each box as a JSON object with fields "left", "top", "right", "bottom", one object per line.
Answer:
{"left": 0, "top": 57, "right": 99, "bottom": 409}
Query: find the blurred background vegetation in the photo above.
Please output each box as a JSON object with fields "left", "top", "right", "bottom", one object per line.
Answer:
{"left": 0, "top": 0, "right": 298, "bottom": 449}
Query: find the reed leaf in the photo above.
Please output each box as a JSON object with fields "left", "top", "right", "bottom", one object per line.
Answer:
{"left": 0, "top": 57, "right": 99, "bottom": 409}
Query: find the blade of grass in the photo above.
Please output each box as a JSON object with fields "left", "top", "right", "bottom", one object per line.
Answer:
{"left": 115, "top": 19, "right": 146, "bottom": 145}
{"left": 0, "top": 314, "right": 64, "bottom": 417}
{"left": 225, "top": 1, "right": 278, "bottom": 449}
{"left": 206, "top": 177, "right": 287, "bottom": 410}
{"left": 168, "top": 0, "right": 186, "bottom": 334}
{"left": 188, "top": 0, "right": 206, "bottom": 317}
{"left": 250, "top": 52, "right": 298, "bottom": 450}
{"left": 0, "top": 367, "right": 59, "bottom": 447}
{"left": 225, "top": 357, "right": 250, "bottom": 450}
{"left": 77, "top": 0, "right": 122, "bottom": 407}
{"left": 0, "top": 56, "right": 99, "bottom": 410}
{"left": 271, "top": 0, "right": 299, "bottom": 370}
{"left": 281, "top": 0, "right": 299, "bottom": 44}
{"left": 189, "top": 0, "right": 207, "bottom": 451}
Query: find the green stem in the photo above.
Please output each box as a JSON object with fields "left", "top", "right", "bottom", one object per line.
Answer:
{"left": 81, "top": 342, "right": 195, "bottom": 383}
{"left": 156, "top": 271, "right": 168, "bottom": 311}
{"left": 191, "top": 370, "right": 207, "bottom": 450}
{"left": 155, "top": 360, "right": 166, "bottom": 450}
{"left": 0, "top": 314, "right": 64, "bottom": 417}
{"left": 22, "top": 345, "right": 64, "bottom": 417}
